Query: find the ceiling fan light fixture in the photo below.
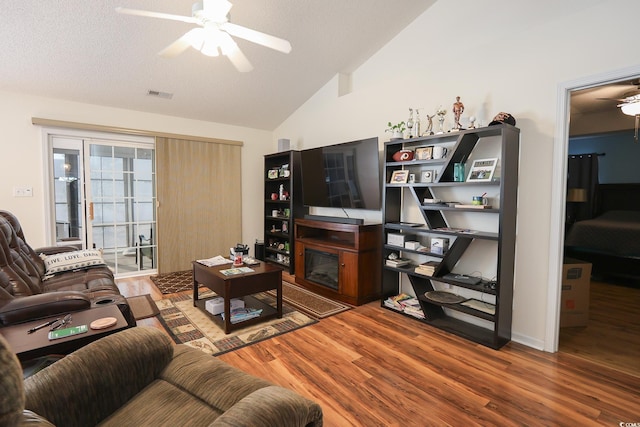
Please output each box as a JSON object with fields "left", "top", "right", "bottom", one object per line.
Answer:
{"left": 184, "top": 27, "right": 206, "bottom": 50}
{"left": 620, "top": 102, "right": 640, "bottom": 116}
{"left": 200, "top": 40, "right": 221, "bottom": 57}
{"left": 217, "top": 32, "right": 238, "bottom": 55}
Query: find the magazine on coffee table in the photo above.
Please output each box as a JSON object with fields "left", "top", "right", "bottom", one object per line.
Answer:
{"left": 221, "top": 307, "right": 263, "bottom": 323}
{"left": 219, "top": 266, "right": 254, "bottom": 276}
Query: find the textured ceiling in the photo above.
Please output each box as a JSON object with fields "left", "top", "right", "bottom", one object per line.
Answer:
{"left": 0, "top": 0, "right": 436, "bottom": 130}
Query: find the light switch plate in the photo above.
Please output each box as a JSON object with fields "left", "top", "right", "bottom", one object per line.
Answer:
{"left": 13, "top": 186, "right": 33, "bottom": 197}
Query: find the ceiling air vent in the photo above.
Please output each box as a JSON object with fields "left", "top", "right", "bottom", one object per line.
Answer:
{"left": 147, "top": 90, "right": 173, "bottom": 99}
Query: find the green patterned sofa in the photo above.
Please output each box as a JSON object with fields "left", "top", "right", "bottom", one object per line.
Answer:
{"left": 0, "top": 327, "right": 323, "bottom": 426}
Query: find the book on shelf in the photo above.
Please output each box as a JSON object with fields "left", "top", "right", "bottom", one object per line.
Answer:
{"left": 384, "top": 295, "right": 425, "bottom": 318}
{"left": 434, "top": 227, "right": 477, "bottom": 234}
{"left": 460, "top": 299, "right": 496, "bottom": 315}
{"left": 399, "top": 297, "right": 420, "bottom": 310}
{"left": 434, "top": 227, "right": 467, "bottom": 232}
{"left": 414, "top": 260, "right": 440, "bottom": 275}
{"left": 385, "top": 258, "right": 411, "bottom": 267}
{"left": 454, "top": 204, "right": 493, "bottom": 209}
{"left": 383, "top": 293, "right": 413, "bottom": 309}
{"left": 403, "top": 306, "right": 425, "bottom": 319}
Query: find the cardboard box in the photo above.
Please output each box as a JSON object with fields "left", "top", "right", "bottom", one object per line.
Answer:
{"left": 404, "top": 240, "right": 421, "bottom": 250}
{"left": 560, "top": 258, "right": 591, "bottom": 327}
{"left": 430, "top": 237, "right": 449, "bottom": 255}
{"left": 205, "top": 297, "right": 245, "bottom": 316}
{"left": 387, "top": 233, "right": 414, "bottom": 247}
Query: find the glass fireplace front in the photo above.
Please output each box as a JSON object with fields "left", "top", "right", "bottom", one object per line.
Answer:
{"left": 304, "top": 248, "right": 339, "bottom": 290}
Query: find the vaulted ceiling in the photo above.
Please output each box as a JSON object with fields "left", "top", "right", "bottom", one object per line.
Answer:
{"left": 0, "top": 0, "right": 437, "bottom": 130}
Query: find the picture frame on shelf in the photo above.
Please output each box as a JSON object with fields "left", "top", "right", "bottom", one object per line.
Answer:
{"left": 421, "top": 170, "right": 434, "bottom": 183}
{"left": 415, "top": 146, "right": 433, "bottom": 160}
{"left": 267, "top": 169, "right": 279, "bottom": 179}
{"left": 466, "top": 158, "right": 498, "bottom": 182}
{"left": 390, "top": 170, "right": 409, "bottom": 184}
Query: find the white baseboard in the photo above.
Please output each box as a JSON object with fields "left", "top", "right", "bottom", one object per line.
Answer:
{"left": 512, "top": 332, "right": 545, "bottom": 351}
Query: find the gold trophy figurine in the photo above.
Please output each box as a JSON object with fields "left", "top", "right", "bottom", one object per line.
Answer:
{"left": 452, "top": 96, "right": 464, "bottom": 130}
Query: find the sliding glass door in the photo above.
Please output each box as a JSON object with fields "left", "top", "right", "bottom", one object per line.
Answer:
{"left": 49, "top": 134, "right": 156, "bottom": 277}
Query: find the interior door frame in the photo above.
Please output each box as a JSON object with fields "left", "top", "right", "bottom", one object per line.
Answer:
{"left": 545, "top": 64, "right": 640, "bottom": 352}
{"left": 41, "top": 126, "right": 154, "bottom": 247}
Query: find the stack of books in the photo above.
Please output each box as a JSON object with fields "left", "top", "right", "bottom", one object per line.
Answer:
{"left": 385, "top": 257, "right": 411, "bottom": 268}
{"left": 383, "top": 293, "right": 412, "bottom": 310}
{"left": 221, "top": 307, "right": 263, "bottom": 324}
{"left": 383, "top": 294, "right": 425, "bottom": 319}
{"left": 400, "top": 297, "right": 425, "bottom": 319}
{"left": 414, "top": 260, "right": 440, "bottom": 276}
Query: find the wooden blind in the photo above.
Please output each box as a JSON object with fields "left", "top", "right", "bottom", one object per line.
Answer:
{"left": 155, "top": 137, "right": 242, "bottom": 273}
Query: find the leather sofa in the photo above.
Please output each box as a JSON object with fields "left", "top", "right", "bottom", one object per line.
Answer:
{"left": 0, "top": 326, "right": 323, "bottom": 426}
{"left": 0, "top": 211, "right": 135, "bottom": 327}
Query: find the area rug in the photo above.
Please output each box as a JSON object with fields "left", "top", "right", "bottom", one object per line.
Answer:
{"left": 155, "top": 291, "right": 317, "bottom": 356}
{"left": 150, "top": 270, "right": 352, "bottom": 319}
{"left": 126, "top": 294, "right": 160, "bottom": 320}
{"left": 150, "top": 270, "right": 192, "bottom": 294}
{"left": 268, "top": 282, "right": 351, "bottom": 319}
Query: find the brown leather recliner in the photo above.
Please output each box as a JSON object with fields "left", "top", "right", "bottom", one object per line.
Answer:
{"left": 0, "top": 211, "right": 135, "bottom": 327}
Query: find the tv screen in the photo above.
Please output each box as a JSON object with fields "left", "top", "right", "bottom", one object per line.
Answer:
{"left": 300, "top": 137, "right": 381, "bottom": 210}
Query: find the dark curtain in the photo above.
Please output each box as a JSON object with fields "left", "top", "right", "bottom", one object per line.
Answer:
{"left": 567, "top": 153, "right": 599, "bottom": 221}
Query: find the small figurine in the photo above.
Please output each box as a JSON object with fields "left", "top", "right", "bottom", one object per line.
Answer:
{"left": 424, "top": 113, "right": 435, "bottom": 135}
{"left": 468, "top": 116, "right": 477, "bottom": 129}
{"left": 452, "top": 96, "right": 464, "bottom": 130}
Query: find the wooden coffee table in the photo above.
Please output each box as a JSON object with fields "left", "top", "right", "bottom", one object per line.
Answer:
{"left": 0, "top": 304, "right": 129, "bottom": 362}
{"left": 192, "top": 261, "right": 282, "bottom": 333}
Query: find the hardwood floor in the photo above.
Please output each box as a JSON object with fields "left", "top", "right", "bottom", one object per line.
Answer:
{"left": 117, "top": 275, "right": 640, "bottom": 426}
{"left": 559, "top": 280, "right": 640, "bottom": 378}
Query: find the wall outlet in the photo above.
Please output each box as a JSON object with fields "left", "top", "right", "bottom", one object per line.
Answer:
{"left": 13, "top": 186, "right": 33, "bottom": 197}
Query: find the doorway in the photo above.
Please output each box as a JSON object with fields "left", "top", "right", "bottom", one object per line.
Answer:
{"left": 46, "top": 130, "right": 156, "bottom": 277}
{"left": 549, "top": 66, "right": 640, "bottom": 376}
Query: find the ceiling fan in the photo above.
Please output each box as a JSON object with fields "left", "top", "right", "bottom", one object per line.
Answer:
{"left": 597, "top": 80, "right": 640, "bottom": 143}
{"left": 615, "top": 94, "right": 640, "bottom": 143}
{"left": 116, "top": 0, "right": 292, "bottom": 72}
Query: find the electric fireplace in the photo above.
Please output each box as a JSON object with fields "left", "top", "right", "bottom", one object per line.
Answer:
{"left": 304, "top": 248, "right": 339, "bottom": 290}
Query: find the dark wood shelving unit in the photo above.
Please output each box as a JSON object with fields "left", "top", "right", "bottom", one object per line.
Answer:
{"left": 264, "top": 151, "right": 307, "bottom": 274}
{"left": 381, "top": 124, "right": 520, "bottom": 349}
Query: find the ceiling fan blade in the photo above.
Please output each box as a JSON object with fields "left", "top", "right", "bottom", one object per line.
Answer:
{"left": 596, "top": 97, "right": 627, "bottom": 102}
{"left": 226, "top": 48, "right": 253, "bottom": 72}
{"left": 222, "top": 22, "right": 292, "bottom": 54}
{"left": 115, "top": 7, "right": 198, "bottom": 24}
{"left": 158, "top": 28, "right": 204, "bottom": 57}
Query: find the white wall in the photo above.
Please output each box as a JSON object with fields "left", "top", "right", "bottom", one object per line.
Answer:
{"left": 0, "top": 90, "right": 272, "bottom": 250}
{"left": 274, "top": 0, "right": 639, "bottom": 349}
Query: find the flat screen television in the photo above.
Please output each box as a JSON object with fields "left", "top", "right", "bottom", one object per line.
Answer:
{"left": 300, "top": 137, "right": 381, "bottom": 210}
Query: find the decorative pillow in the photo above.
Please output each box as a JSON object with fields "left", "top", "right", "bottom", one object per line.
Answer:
{"left": 41, "top": 250, "right": 106, "bottom": 279}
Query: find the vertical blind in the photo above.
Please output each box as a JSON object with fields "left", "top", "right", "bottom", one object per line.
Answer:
{"left": 155, "top": 137, "right": 242, "bottom": 273}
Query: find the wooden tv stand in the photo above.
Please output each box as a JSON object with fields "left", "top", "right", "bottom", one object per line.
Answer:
{"left": 294, "top": 218, "right": 381, "bottom": 306}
